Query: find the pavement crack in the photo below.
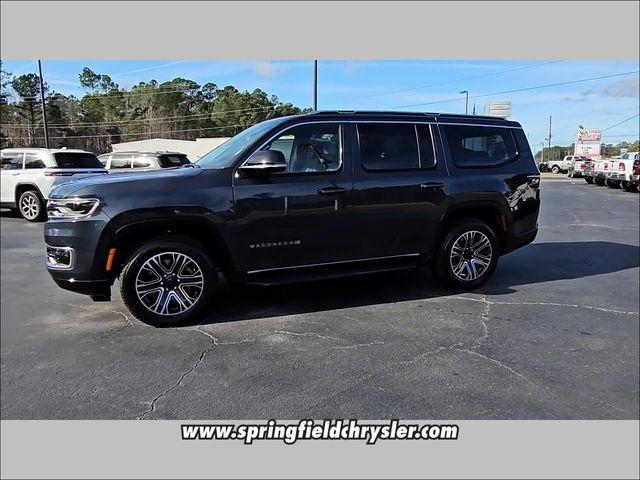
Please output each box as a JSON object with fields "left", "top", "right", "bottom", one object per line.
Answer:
{"left": 453, "top": 348, "right": 533, "bottom": 384}
{"left": 331, "top": 341, "right": 385, "bottom": 350}
{"left": 50, "top": 301, "right": 135, "bottom": 338}
{"left": 272, "top": 329, "right": 344, "bottom": 342}
{"left": 136, "top": 328, "right": 218, "bottom": 420}
{"left": 452, "top": 296, "right": 638, "bottom": 316}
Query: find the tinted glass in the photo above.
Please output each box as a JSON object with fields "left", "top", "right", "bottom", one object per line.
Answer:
{"left": 263, "top": 123, "right": 341, "bottom": 173}
{"left": 444, "top": 125, "right": 518, "bottom": 168}
{"left": 158, "top": 154, "right": 190, "bottom": 168}
{"left": 197, "top": 117, "right": 287, "bottom": 168}
{"left": 1, "top": 152, "right": 23, "bottom": 170}
{"left": 24, "top": 153, "right": 46, "bottom": 169}
{"left": 110, "top": 154, "right": 131, "bottom": 169}
{"left": 53, "top": 152, "right": 103, "bottom": 168}
{"left": 132, "top": 157, "right": 153, "bottom": 168}
{"left": 358, "top": 123, "right": 421, "bottom": 170}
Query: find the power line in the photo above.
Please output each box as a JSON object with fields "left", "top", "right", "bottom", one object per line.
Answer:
{"left": 1, "top": 105, "right": 279, "bottom": 129}
{"left": 4, "top": 123, "right": 251, "bottom": 141}
{"left": 603, "top": 113, "right": 640, "bottom": 132}
{"left": 333, "top": 60, "right": 564, "bottom": 103}
{"left": 393, "top": 70, "right": 640, "bottom": 109}
{"left": 15, "top": 83, "right": 202, "bottom": 101}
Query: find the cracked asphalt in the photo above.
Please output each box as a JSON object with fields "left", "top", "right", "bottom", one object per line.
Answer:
{"left": 1, "top": 176, "right": 638, "bottom": 419}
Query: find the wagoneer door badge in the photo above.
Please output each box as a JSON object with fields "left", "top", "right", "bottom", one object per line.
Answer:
{"left": 250, "top": 240, "right": 302, "bottom": 249}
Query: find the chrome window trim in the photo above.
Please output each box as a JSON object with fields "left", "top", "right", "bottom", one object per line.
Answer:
{"left": 246, "top": 252, "right": 421, "bottom": 275}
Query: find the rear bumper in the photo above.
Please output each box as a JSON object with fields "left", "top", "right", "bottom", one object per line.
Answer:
{"left": 502, "top": 227, "right": 538, "bottom": 255}
{"left": 607, "top": 172, "right": 626, "bottom": 181}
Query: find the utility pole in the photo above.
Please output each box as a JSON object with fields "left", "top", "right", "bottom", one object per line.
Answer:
{"left": 547, "top": 115, "right": 552, "bottom": 153}
{"left": 540, "top": 141, "right": 545, "bottom": 163}
{"left": 460, "top": 90, "right": 469, "bottom": 115}
{"left": 313, "top": 60, "right": 318, "bottom": 111}
{"left": 37, "top": 60, "right": 50, "bottom": 149}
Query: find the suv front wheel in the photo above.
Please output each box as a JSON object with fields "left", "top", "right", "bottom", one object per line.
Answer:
{"left": 120, "top": 236, "right": 216, "bottom": 327}
{"left": 434, "top": 219, "right": 499, "bottom": 289}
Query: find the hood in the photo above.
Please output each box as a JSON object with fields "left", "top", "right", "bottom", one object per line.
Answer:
{"left": 49, "top": 166, "right": 204, "bottom": 198}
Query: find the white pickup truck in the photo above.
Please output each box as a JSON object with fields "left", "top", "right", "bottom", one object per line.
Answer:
{"left": 0, "top": 148, "right": 107, "bottom": 221}
{"left": 548, "top": 155, "right": 580, "bottom": 174}
{"left": 567, "top": 156, "right": 591, "bottom": 178}
{"left": 606, "top": 151, "right": 640, "bottom": 192}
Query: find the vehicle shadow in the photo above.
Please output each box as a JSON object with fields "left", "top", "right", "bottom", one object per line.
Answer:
{"left": 193, "top": 241, "right": 640, "bottom": 326}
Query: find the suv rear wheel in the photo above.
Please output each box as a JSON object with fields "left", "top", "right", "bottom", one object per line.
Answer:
{"left": 18, "top": 190, "right": 46, "bottom": 222}
{"left": 434, "top": 219, "right": 499, "bottom": 289}
{"left": 120, "top": 236, "right": 216, "bottom": 327}
{"left": 551, "top": 165, "right": 560, "bottom": 174}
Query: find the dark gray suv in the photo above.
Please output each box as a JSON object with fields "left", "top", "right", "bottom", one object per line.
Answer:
{"left": 45, "top": 111, "right": 540, "bottom": 327}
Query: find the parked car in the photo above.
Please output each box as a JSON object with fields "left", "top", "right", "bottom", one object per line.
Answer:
{"left": 537, "top": 161, "right": 550, "bottom": 172}
{"left": 98, "top": 151, "right": 191, "bottom": 171}
{"left": 44, "top": 111, "right": 541, "bottom": 326}
{"left": 548, "top": 155, "right": 575, "bottom": 174}
{"left": 629, "top": 157, "right": 640, "bottom": 193}
{"left": 1, "top": 148, "right": 107, "bottom": 221}
{"left": 567, "top": 156, "right": 591, "bottom": 178}
{"left": 591, "top": 158, "right": 611, "bottom": 186}
{"left": 605, "top": 152, "right": 639, "bottom": 192}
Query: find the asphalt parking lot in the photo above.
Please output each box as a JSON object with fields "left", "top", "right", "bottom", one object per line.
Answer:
{"left": 1, "top": 176, "right": 638, "bottom": 420}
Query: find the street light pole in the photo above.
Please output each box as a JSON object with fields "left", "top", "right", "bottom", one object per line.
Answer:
{"left": 459, "top": 90, "right": 469, "bottom": 115}
{"left": 37, "top": 60, "right": 50, "bottom": 148}
{"left": 313, "top": 60, "right": 318, "bottom": 111}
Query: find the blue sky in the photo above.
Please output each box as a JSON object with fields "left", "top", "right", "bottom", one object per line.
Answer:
{"left": 3, "top": 60, "right": 639, "bottom": 148}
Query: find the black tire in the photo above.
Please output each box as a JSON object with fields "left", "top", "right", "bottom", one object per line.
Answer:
{"left": 624, "top": 182, "right": 639, "bottom": 193}
{"left": 585, "top": 177, "right": 594, "bottom": 184}
{"left": 551, "top": 166, "right": 560, "bottom": 174}
{"left": 119, "top": 235, "right": 217, "bottom": 327}
{"left": 18, "top": 190, "right": 46, "bottom": 222}
{"left": 595, "top": 177, "right": 605, "bottom": 186}
{"left": 433, "top": 219, "right": 500, "bottom": 290}
{"left": 606, "top": 179, "right": 621, "bottom": 189}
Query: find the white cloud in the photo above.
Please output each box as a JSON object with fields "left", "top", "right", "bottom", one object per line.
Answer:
{"left": 251, "top": 61, "right": 283, "bottom": 78}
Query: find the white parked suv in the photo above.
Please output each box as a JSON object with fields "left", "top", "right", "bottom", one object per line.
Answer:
{"left": 0, "top": 148, "right": 107, "bottom": 221}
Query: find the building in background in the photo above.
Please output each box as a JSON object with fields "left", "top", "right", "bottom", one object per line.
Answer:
{"left": 574, "top": 128, "right": 602, "bottom": 159}
{"left": 110, "top": 137, "right": 229, "bottom": 162}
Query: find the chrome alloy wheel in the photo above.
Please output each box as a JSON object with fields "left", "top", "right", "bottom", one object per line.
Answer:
{"left": 135, "top": 252, "right": 204, "bottom": 316}
{"left": 20, "top": 192, "right": 40, "bottom": 220}
{"left": 449, "top": 230, "right": 493, "bottom": 281}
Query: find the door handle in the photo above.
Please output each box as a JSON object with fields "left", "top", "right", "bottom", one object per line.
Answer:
{"left": 318, "top": 186, "right": 347, "bottom": 195}
{"left": 419, "top": 182, "right": 444, "bottom": 190}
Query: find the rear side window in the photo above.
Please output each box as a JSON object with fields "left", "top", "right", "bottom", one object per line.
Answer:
{"left": 110, "top": 154, "right": 131, "bottom": 169}
{"left": 444, "top": 125, "right": 518, "bottom": 168}
{"left": 158, "top": 154, "right": 190, "bottom": 168}
{"left": 1, "top": 152, "right": 23, "bottom": 170}
{"left": 24, "top": 153, "right": 46, "bottom": 169}
{"left": 53, "top": 152, "right": 103, "bottom": 169}
{"left": 132, "top": 156, "right": 154, "bottom": 169}
{"left": 357, "top": 123, "right": 435, "bottom": 170}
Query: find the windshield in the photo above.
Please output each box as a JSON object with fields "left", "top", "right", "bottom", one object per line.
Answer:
{"left": 53, "top": 152, "right": 103, "bottom": 169}
{"left": 196, "top": 118, "right": 289, "bottom": 168}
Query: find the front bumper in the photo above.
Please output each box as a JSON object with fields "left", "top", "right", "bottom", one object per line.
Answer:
{"left": 44, "top": 212, "right": 112, "bottom": 300}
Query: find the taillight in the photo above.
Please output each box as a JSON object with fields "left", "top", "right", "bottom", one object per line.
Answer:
{"left": 619, "top": 162, "right": 625, "bottom": 171}
{"left": 579, "top": 163, "right": 584, "bottom": 170}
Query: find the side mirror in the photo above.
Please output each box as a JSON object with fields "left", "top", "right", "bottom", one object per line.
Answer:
{"left": 239, "top": 150, "right": 287, "bottom": 175}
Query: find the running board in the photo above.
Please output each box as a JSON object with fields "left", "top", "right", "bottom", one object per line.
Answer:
{"left": 244, "top": 256, "right": 421, "bottom": 286}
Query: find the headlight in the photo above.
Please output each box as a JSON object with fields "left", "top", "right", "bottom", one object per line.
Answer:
{"left": 47, "top": 198, "right": 100, "bottom": 219}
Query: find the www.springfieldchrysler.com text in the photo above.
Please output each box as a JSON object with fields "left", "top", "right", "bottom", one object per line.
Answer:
{"left": 181, "top": 419, "right": 459, "bottom": 444}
